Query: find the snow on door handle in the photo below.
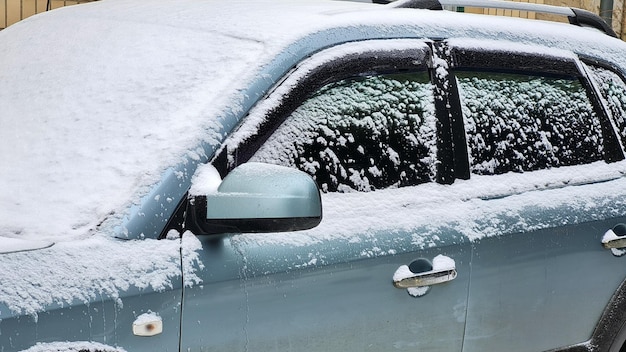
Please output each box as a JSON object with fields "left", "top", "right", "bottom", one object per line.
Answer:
{"left": 603, "top": 224, "right": 626, "bottom": 256}
{"left": 393, "top": 267, "right": 457, "bottom": 288}
{"left": 393, "top": 254, "right": 457, "bottom": 289}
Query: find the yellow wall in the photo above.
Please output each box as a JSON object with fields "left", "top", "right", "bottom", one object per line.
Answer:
{"left": 1, "top": 0, "right": 625, "bottom": 39}
{"left": 463, "top": 0, "right": 625, "bottom": 39}
{"left": 1, "top": 0, "right": 94, "bottom": 29}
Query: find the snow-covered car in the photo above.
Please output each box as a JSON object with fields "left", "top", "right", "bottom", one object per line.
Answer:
{"left": 2, "top": 0, "right": 626, "bottom": 351}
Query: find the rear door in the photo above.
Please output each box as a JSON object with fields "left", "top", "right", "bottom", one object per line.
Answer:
{"left": 443, "top": 41, "right": 626, "bottom": 352}
{"left": 180, "top": 40, "right": 471, "bottom": 352}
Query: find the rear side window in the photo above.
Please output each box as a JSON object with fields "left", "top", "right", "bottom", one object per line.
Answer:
{"left": 456, "top": 71, "right": 604, "bottom": 175}
{"left": 250, "top": 72, "right": 437, "bottom": 192}
{"left": 586, "top": 65, "right": 626, "bottom": 144}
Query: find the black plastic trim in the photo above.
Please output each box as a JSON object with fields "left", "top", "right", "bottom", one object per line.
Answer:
{"left": 383, "top": 0, "right": 617, "bottom": 38}
{"left": 431, "top": 41, "right": 470, "bottom": 183}
{"left": 447, "top": 44, "right": 624, "bottom": 165}
{"left": 568, "top": 8, "right": 618, "bottom": 38}
{"left": 390, "top": 0, "right": 443, "bottom": 10}
{"left": 579, "top": 70, "right": 625, "bottom": 163}
{"left": 215, "top": 44, "right": 432, "bottom": 173}
{"left": 450, "top": 48, "right": 582, "bottom": 77}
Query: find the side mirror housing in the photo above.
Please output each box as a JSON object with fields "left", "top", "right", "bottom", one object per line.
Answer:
{"left": 187, "top": 163, "right": 322, "bottom": 235}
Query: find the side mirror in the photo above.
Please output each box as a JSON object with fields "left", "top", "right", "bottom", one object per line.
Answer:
{"left": 186, "top": 162, "right": 322, "bottom": 235}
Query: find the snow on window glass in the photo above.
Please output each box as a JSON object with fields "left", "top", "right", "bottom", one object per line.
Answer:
{"left": 250, "top": 72, "right": 437, "bottom": 192}
{"left": 457, "top": 71, "right": 603, "bottom": 175}
{"left": 587, "top": 65, "right": 626, "bottom": 145}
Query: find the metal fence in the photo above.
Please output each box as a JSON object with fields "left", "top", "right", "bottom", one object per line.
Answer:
{"left": 1, "top": 0, "right": 95, "bottom": 29}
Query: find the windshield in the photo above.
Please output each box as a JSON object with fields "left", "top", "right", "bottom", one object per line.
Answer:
{"left": 0, "top": 10, "right": 264, "bottom": 242}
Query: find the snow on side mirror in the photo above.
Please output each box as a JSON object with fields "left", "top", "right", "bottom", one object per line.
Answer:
{"left": 186, "top": 162, "right": 322, "bottom": 235}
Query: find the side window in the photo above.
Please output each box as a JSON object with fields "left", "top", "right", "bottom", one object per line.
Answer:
{"left": 456, "top": 71, "right": 604, "bottom": 175}
{"left": 249, "top": 72, "right": 437, "bottom": 192}
{"left": 586, "top": 65, "right": 626, "bottom": 144}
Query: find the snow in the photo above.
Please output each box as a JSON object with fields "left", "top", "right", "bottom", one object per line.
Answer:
{"left": 0, "top": 234, "right": 183, "bottom": 317}
{"left": 19, "top": 341, "right": 126, "bottom": 352}
{"left": 133, "top": 311, "right": 161, "bottom": 326}
{"left": 0, "top": 237, "right": 53, "bottom": 255}
{"left": 181, "top": 231, "right": 204, "bottom": 287}
{"left": 188, "top": 164, "right": 222, "bottom": 196}
{"left": 233, "top": 160, "right": 626, "bottom": 248}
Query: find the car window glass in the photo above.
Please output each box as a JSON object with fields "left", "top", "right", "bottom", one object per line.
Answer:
{"left": 586, "top": 65, "right": 626, "bottom": 144}
{"left": 249, "top": 72, "right": 437, "bottom": 192}
{"left": 456, "top": 71, "right": 604, "bottom": 175}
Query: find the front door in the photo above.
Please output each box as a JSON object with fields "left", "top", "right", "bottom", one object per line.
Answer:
{"left": 180, "top": 39, "right": 471, "bottom": 352}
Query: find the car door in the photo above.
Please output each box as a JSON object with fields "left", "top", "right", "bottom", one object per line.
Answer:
{"left": 441, "top": 41, "right": 626, "bottom": 352}
{"left": 180, "top": 39, "right": 471, "bottom": 351}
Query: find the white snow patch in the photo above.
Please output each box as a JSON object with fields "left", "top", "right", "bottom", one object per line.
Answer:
{"left": 0, "top": 237, "right": 54, "bottom": 254}
{"left": 235, "top": 161, "right": 626, "bottom": 247}
{"left": 407, "top": 287, "right": 430, "bottom": 297}
{"left": 189, "top": 163, "right": 222, "bottom": 196}
{"left": 432, "top": 254, "right": 455, "bottom": 271}
{"left": 133, "top": 311, "right": 162, "bottom": 326}
{"left": 19, "top": 341, "right": 126, "bottom": 352}
{"left": 392, "top": 264, "right": 414, "bottom": 282}
{"left": 0, "top": 233, "right": 203, "bottom": 317}
{"left": 181, "top": 231, "right": 204, "bottom": 287}
{"left": 603, "top": 229, "right": 626, "bottom": 257}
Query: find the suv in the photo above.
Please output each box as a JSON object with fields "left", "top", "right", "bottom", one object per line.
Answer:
{"left": 2, "top": 0, "right": 626, "bottom": 351}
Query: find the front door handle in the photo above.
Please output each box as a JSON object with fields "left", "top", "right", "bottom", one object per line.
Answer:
{"left": 393, "top": 255, "right": 457, "bottom": 289}
{"left": 393, "top": 267, "right": 457, "bottom": 288}
{"left": 602, "top": 224, "right": 626, "bottom": 249}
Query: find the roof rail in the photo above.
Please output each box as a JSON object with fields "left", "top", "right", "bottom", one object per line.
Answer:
{"left": 381, "top": 0, "right": 617, "bottom": 38}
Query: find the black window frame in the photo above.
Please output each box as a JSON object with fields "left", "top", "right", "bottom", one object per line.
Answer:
{"left": 212, "top": 42, "right": 453, "bottom": 185}
{"left": 580, "top": 55, "right": 626, "bottom": 152}
{"left": 443, "top": 44, "right": 625, "bottom": 171}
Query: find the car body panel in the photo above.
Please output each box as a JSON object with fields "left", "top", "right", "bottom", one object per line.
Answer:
{"left": 0, "top": 238, "right": 183, "bottom": 352}
{"left": 3, "top": 1, "right": 626, "bottom": 351}
{"left": 181, "top": 229, "right": 471, "bottom": 352}
{"left": 459, "top": 173, "right": 626, "bottom": 351}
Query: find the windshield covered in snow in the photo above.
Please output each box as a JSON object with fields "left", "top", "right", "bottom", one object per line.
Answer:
{"left": 0, "top": 10, "right": 265, "bottom": 243}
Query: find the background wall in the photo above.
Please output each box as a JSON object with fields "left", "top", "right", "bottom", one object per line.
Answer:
{"left": 0, "top": 0, "right": 625, "bottom": 39}
{"left": 463, "top": 0, "right": 626, "bottom": 39}
{"left": 1, "top": 0, "right": 94, "bottom": 29}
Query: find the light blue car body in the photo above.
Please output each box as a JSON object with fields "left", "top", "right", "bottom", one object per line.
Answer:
{"left": 2, "top": 1, "right": 626, "bottom": 352}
